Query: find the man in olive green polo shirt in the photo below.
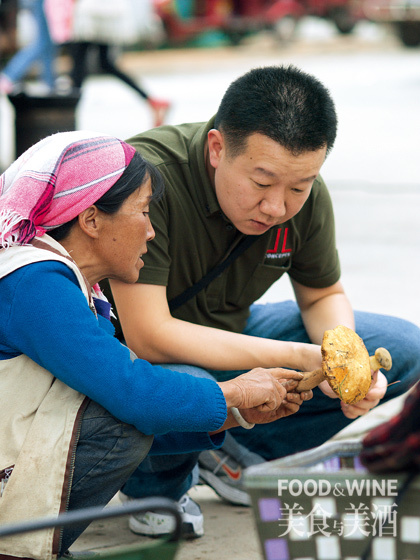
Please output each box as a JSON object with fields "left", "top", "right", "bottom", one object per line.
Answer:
{"left": 109, "top": 65, "right": 420, "bottom": 538}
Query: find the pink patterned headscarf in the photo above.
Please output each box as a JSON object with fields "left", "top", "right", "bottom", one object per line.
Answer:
{"left": 0, "top": 131, "right": 136, "bottom": 248}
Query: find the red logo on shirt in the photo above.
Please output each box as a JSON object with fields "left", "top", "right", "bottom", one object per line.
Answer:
{"left": 266, "top": 227, "right": 292, "bottom": 257}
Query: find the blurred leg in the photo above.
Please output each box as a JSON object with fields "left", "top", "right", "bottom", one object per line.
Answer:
{"left": 97, "top": 45, "right": 171, "bottom": 126}
{"left": 2, "top": 0, "right": 56, "bottom": 87}
{"left": 97, "top": 44, "right": 148, "bottom": 99}
{"left": 35, "top": 0, "right": 56, "bottom": 87}
{"left": 68, "top": 42, "right": 90, "bottom": 89}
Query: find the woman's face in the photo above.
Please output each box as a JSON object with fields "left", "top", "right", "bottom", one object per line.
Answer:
{"left": 96, "top": 178, "right": 155, "bottom": 284}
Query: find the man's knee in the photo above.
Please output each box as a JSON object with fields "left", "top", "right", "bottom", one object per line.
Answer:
{"left": 356, "top": 312, "right": 420, "bottom": 395}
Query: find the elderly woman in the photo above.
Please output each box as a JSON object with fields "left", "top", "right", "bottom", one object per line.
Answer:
{"left": 0, "top": 132, "right": 311, "bottom": 559}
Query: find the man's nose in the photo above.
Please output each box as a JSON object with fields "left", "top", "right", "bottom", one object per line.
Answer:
{"left": 260, "top": 196, "right": 286, "bottom": 218}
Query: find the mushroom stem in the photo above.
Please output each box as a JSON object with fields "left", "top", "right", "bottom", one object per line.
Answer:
{"left": 295, "top": 368, "right": 324, "bottom": 392}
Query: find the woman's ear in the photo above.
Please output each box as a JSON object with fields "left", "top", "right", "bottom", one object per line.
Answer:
{"left": 207, "top": 129, "right": 224, "bottom": 169}
{"left": 78, "top": 205, "right": 101, "bottom": 239}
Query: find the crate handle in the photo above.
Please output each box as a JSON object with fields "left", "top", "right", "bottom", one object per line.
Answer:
{"left": 0, "top": 496, "right": 182, "bottom": 543}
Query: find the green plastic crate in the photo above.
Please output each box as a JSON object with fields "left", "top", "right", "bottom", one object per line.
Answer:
{"left": 91, "top": 540, "right": 179, "bottom": 560}
{"left": 0, "top": 497, "right": 181, "bottom": 560}
{"left": 244, "top": 440, "right": 420, "bottom": 560}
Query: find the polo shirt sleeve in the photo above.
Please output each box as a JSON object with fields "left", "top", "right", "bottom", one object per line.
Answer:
{"left": 287, "top": 176, "right": 341, "bottom": 289}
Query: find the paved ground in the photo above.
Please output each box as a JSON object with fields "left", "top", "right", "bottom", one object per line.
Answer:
{"left": 1, "top": 17, "right": 419, "bottom": 560}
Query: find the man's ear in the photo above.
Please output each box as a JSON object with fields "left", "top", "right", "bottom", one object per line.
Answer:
{"left": 78, "top": 205, "right": 101, "bottom": 239}
{"left": 207, "top": 129, "right": 224, "bottom": 169}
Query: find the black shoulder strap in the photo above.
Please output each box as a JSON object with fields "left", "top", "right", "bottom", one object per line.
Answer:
{"left": 169, "top": 235, "right": 259, "bottom": 312}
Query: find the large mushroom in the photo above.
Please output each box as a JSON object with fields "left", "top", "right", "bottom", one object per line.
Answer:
{"left": 296, "top": 325, "right": 392, "bottom": 404}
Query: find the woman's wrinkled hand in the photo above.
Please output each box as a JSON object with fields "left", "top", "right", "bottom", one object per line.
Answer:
{"left": 220, "top": 368, "right": 304, "bottom": 411}
{"left": 240, "top": 385, "right": 313, "bottom": 425}
{"left": 219, "top": 368, "right": 313, "bottom": 426}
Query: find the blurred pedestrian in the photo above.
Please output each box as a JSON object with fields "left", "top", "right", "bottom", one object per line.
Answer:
{"left": 69, "top": 0, "right": 171, "bottom": 127}
{"left": 0, "top": 0, "right": 57, "bottom": 94}
{"left": 69, "top": 42, "right": 171, "bottom": 127}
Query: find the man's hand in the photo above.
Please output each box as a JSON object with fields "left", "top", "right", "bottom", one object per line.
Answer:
{"left": 319, "top": 370, "right": 388, "bottom": 419}
{"left": 341, "top": 370, "right": 388, "bottom": 418}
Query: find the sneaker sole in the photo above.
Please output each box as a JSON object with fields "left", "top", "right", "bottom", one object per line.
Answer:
{"left": 199, "top": 468, "right": 251, "bottom": 506}
{"left": 128, "top": 513, "right": 204, "bottom": 540}
{"left": 128, "top": 514, "right": 175, "bottom": 538}
{"left": 181, "top": 518, "right": 204, "bottom": 539}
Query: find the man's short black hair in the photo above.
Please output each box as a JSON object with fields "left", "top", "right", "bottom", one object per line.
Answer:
{"left": 214, "top": 65, "right": 337, "bottom": 157}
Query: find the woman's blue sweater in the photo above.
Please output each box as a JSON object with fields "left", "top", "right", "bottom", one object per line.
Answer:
{"left": 0, "top": 260, "right": 226, "bottom": 454}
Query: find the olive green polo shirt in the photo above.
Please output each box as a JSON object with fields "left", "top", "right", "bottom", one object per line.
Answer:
{"left": 126, "top": 118, "right": 340, "bottom": 334}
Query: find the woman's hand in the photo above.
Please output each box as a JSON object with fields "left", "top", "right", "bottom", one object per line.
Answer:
{"left": 240, "top": 386, "right": 313, "bottom": 425}
{"left": 219, "top": 368, "right": 304, "bottom": 411}
{"left": 217, "top": 368, "right": 313, "bottom": 429}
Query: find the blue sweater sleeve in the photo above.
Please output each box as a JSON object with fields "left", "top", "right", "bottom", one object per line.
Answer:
{"left": 0, "top": 261, "right": 227, "bottom": 436}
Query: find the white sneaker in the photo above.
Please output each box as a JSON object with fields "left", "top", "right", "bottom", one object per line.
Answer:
{"left": 121, "top": 493, "right": 204, "bottom": 539}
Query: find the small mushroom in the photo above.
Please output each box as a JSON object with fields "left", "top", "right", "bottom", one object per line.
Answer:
{"left": 296, "top": 325, "right": 392, "bottom": 404}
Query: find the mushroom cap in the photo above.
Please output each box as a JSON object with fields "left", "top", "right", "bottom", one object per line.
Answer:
{"left": 321, "top": 325, "right": 372, "bottom": 404}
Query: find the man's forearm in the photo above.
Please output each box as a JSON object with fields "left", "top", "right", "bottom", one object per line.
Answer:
{"left": 111, "top": 281, "right": 322, "bottom": 373}
{"left": 300, "top": 293, "right": 355, "bottom": 345}
{"left": 130, "top": 315, "right": 322, "bottom": 373}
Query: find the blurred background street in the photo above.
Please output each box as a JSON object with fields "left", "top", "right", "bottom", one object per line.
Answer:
{"left": 1, "top": 1, "right": 419, "bottom": 558}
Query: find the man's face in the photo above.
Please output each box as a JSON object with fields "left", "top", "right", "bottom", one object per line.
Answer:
{"left": 208, "top": 130, "right": 327, "bottom": 235}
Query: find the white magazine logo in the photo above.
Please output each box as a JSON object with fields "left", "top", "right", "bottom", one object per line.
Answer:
{"left": 278, "top": 478, "right": 399, "bottom": 497}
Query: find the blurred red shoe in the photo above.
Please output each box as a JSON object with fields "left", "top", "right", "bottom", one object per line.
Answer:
{"left": 0, "top": 74, "right": 14, "bottom": 94}
{"left": 148, "top": 98, "right": 171, "bottom": 127}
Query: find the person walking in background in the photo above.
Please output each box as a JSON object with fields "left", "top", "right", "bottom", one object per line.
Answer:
{"left": 0, "top": 0, "right": 57, "bottom": 94}
{"left": 68, "top": 41, "right": 171, "bottom": 127}
{"left": 69, "top": 0, "right": 171, "bottom": 127}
